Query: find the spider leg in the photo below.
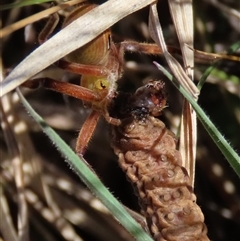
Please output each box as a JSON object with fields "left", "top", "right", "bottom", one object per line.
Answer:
{"left": 76, "top": 110, "right": 101, "bottom": 156}
{"left": 119, "top": 41, "right": 181, "bottom": 56}
{"left": 38, "top": 12, "right": 59, "bottom": 44}
{"left": 22, "top": 78, "right": 101, "bottom": 102}
{"left": 56, "top": 59, "right": 109, "bottom": 77}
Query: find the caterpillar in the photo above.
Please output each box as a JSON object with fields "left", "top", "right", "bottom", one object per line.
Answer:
{"left": 110, "top": 81, "right": 210, "bottom": 241}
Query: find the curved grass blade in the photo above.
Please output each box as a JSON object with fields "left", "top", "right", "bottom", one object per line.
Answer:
{"left": 16, "top": 88, "right": 154, "bottom": 241}
{"left": 154, "top": 62, "right": 240, "bottom": 177}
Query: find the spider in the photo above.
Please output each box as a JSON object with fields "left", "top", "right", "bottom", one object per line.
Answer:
{"left": 22, "top": 1, "right": 239, "bottom": 157}
{"left": 23, "top": 2, "right": 169, "bottom": 156}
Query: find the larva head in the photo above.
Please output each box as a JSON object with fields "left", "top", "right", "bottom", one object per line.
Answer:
{"left": 110, "top": 80, "right": 167, "bottom": 120}
{"left": 130, "top": 80, "right": 167, "bottom": 117}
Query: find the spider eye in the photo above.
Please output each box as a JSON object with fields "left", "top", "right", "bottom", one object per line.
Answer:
{"left": 95, "top": 79, "right": 109, "bottom": 90}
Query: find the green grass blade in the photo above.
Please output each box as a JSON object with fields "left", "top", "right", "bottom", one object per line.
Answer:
{"left": 16, "top": 88, "right": 154, "bottom": 241}
{"left": 197, "top": 41, "right": 240, "bottom": 90}
{"left": 1, "top": 0, "right": 52, "bottom": 11}
{"left": 154, "top": 62, "right": 240, "bottom": 177}
{"left": 210, "top": 69, "right": 240, "bottom": 84}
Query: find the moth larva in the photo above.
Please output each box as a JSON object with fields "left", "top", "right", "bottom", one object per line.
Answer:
{"left": 110, "top": 81, "right": 210, "bottom": 241}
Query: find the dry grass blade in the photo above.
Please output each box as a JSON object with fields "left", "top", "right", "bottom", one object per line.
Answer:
{"left": 1, "top": 60, "right": 82, "bottom": 240}
{"left": 0, "top": 0, "right": 85, "bottom": 38}
{"left": 0, "top": 83, "right": 29, "bottom": 240}
{"left": 43, "top": 167, "right": 141, "bottom": 241}
{"left": 148, "top": 3, "right": 198, "bottom": 185}
{"left": 206, "top": 0, "right": 240, "bottom": 32}
{"left": 168, "top": 0, "right": 194, "bottom": 78}
{"left": 2, "top": 168, "right": 85, "bottom": 241}
{"left": 168, "top": 0, "right": 196, "bottom": 186}
{"left": 0, "top": 189, "right": 18, "bottom": 241}
{"left": 207, "top": 0, "right": 240, "bottom": 21}
{"left": 1, "top": 0, "right": 156, "bottom": 97}
{"left": 0, "top": 89, "right": 87, "bottom": 241}
{"left": 148, "top": 4, "right": 198, "bottom": 98}
{"left": 179, "top": 100, "right": 196, "bottom": 185}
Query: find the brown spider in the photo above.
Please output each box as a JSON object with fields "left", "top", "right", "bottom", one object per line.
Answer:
{"left": 22, "top": 2, "right": 239, "bottom": 157}
{"left": 23, "top": 2, "right": 169, "bottom": 156}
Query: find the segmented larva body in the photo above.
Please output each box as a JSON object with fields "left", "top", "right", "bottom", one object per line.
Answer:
{"left": 110, "top": 81, "right": 209, "bottom": 241}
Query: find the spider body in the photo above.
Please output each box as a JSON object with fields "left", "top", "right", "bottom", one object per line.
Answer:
{"left": 61, "top": 4, "right": 122, "bottom": 119}
{"left": 29, "top": 2, "right": 168, "bottom": 155}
